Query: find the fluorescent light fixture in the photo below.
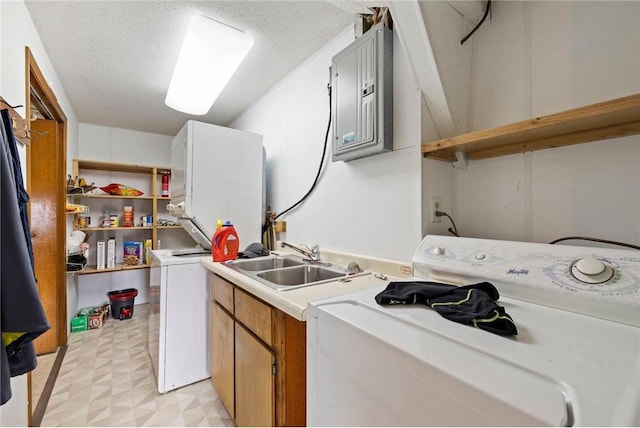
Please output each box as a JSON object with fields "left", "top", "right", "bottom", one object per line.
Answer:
{"left": 165, "top": 14, "right": 253, "bottom": 115}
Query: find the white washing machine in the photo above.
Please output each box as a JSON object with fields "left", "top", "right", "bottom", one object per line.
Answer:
{"left": 307, "top": 235, "right": 640, "bottom": 426}
{"left": 148, "top": 249, "right": 211, "bottom": 393}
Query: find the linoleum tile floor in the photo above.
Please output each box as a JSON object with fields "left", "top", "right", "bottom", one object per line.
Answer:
{"left": 39, "top": 304, "right": 234, "bottom": 427}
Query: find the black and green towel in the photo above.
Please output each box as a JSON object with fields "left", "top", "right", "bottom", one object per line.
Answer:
{"left": 375, "top": 281, "right": 517, "bottom": 336}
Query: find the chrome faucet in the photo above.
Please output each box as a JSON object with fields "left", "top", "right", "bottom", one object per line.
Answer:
{"left": 281, "top": 242, "right": 320, "bottom": 261}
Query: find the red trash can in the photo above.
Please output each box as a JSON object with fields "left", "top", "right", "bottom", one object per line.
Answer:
{"left": 107, "top": 288, "right": 138, "bottom": 320}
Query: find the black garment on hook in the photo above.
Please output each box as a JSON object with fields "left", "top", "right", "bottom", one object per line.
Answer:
{"left": 375, "top": 281, "right": 517, "bottom": 336}
{"left": 1, "top": 109, "right": 35, "bottom": 271}
{"left": 1, "top": 109, "right": 51, "bottom": 405}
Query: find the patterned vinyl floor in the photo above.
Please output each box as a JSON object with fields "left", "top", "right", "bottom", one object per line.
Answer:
{"left": 38, "top": 304, "right": 234, "bottom": 427}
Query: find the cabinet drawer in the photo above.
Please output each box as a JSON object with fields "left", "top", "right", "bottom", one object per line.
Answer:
{"left": 235, "top": 288, "right": 272, "bottom": 346}
{"left": 210, "top": 273, "right": 234, "bottom": 314}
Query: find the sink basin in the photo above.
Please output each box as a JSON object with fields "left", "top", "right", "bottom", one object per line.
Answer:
{"left": 225, "top": 255, "right": 370, "bottom": 291}
{"left": 257, "top": 265, "right": 346, "bottom": 286}
{"left": 232, "top": 257, "right": 304, "bottom": 271}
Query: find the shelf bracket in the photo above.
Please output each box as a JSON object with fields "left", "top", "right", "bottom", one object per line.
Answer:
{"left": 452, "top": 151, "right": 468, "bottom": 170}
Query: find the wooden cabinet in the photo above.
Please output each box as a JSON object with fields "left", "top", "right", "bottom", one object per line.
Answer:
{"left": 209, "top": 273, "right": 306, "bottom": 427}
{"left": 69, "top": 159, "right": 183, "bottom": 274}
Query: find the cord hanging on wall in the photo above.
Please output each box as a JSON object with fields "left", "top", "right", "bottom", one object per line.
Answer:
{"left": 460, "top": 0, "right": 492, "bottom": 45}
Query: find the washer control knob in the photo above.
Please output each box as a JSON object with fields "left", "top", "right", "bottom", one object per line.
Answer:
{"left": 571, "top": 257, "right": 614, "bottom": 284}
{"left": 475, "top": 253, "right": 486, "bottom": 260}
{"left": 432, "top": 246, "right": 445, "bottom": 256}
{"left": 575, "top": 257, "right": 605, "bottom": 275}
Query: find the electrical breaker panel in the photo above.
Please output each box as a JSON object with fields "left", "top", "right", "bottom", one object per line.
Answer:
{"left": 331, "top": 23, "right": 393, "bottom": 162}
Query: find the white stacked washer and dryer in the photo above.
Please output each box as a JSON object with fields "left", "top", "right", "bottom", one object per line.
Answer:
{"left": 148, "top": 120, "right": 264, "bottom": 393}
{"left": 307, "top": 235, "right": 640, "bottom": 426}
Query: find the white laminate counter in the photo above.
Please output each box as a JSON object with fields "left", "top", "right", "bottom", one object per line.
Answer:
{"left": 200, "top": 247, "right": 412, "bottom": 321}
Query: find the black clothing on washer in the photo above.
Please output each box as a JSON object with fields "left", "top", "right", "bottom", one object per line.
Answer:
{"left": 375, "top": 281, "right": 517, "bottom": 336}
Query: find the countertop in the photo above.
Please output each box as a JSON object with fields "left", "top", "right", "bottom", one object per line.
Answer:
{"left": 200, "top": 246, "right": 413, "bottom": 321}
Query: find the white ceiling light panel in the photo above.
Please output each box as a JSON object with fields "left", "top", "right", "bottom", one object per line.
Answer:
{"left": 165, "top": 14, "right": 253, "bottom": 115}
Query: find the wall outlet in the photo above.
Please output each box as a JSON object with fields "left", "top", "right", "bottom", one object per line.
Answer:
{"left": 431, "top": 196, "right": 442, "bottom": 223}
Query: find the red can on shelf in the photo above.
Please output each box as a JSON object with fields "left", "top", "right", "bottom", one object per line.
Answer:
{"left": 161, "top": 172, "right": 169, "bottom": 197}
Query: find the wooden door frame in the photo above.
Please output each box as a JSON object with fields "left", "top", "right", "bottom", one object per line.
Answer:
{"left": 24, "top": 46, "right": 68, "bottom": 425}
{"left": 25, "top": 46, "right": 68, "bottom": 347}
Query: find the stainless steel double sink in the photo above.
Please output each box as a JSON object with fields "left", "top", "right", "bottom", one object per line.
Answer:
{"left": 224, "top": 255, "right": 369, "bottom": 291}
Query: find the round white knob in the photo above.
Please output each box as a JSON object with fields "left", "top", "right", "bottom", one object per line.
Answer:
{"left": 432, "top": 246, "right": 445, "bottom": 256}
{"left": 571, "top": 257, "right": 614, "bottom": 284}
{"left": 574, "top": 257, "right": 605, "bottom": 276}
{"left": 475, "top": 253, "right": 486, "bottom": 260}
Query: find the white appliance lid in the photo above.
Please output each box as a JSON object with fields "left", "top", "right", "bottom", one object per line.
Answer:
{"left": 312, "top": 293, "right": 569, "bottom": 426}
{"left": 309, "top": 284, "right": 640, "bottom": 426}
{"left": 176, "top": 217, "right": 212, "bottom": 250}
{"left": 150, "top": 249, "right": 209, "bottom": 265}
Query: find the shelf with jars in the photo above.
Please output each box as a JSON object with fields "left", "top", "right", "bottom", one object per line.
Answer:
{"left": 69, "top": 159, "right": 181, "bottom": 275}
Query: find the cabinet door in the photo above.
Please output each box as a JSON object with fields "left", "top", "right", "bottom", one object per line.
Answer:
{"left": 211, "top": 303, "right": 235, "bottom": 419}
{"left": 235, "top": 323, "right": 275, "bottom": 427}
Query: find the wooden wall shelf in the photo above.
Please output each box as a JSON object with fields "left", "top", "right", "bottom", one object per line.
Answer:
{"left": 76, "top": 264, "right": 150, "bottom": 275}
{"left": 70, "top": 194, "right": 155, "bottom": 200}
{"left": 421, "top": 93, "right": 640, "bottom": 161}
{"left": 75, "top": 159, "right": 158, "bottom": 174}
{"left": 70, "top": 159, "right": 178, "bottom": 275}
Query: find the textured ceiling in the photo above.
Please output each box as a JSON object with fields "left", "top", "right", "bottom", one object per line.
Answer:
{"left": 24, "top": 1, "right": 363, "bottom": 136}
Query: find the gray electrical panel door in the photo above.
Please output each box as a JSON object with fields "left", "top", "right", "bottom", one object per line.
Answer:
{"left": 331, "top": 23, "right": 393, "bottom": 162}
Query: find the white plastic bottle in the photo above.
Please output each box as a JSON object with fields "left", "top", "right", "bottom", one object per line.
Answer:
{"left": 107, "top": 238, "right": 116, "bottom": 268}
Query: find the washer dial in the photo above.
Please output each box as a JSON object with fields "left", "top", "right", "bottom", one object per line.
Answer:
{"left": 432, "top": 246, "right": 445, "bottom": 256}
{"left": 570, "top": 257, "right": 614, "bottom": 284}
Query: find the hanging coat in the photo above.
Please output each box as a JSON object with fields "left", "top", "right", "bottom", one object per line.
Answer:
{"left": 1, "top": 109, "right": 35, "bottom": 271}
{"left": 1, "top": 109, "right": 51, "bottom": 405}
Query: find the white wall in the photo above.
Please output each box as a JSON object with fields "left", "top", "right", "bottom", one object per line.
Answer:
{"left": 423, "top": 1, "right": 640, "bottom": 245}
{"left": 0, "top": 1, "right": 79, "bottom": 162}
{"left": 0, "top": 374, "right": 27, "bottom": 427}
{"left": 231, "top": 27, "right": 424, "bottom": 261}
{"left": 1, "top": 1, "right": 78, "bottom": 422}
{"left": 78, "top": 123, "right": 172, "bottom": 166}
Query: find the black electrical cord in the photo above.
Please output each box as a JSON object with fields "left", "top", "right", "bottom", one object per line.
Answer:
{"left": 460, "top": 0, "right": 492, "bottom": 45}
{"left": 436, "top": 211, "right": 459, "bottom": 237}
{"left": 262, "top": 83, "right": 332, "bottom": 234}
{"left": 549, "top": 236, "right": 640, "bottom": 251}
